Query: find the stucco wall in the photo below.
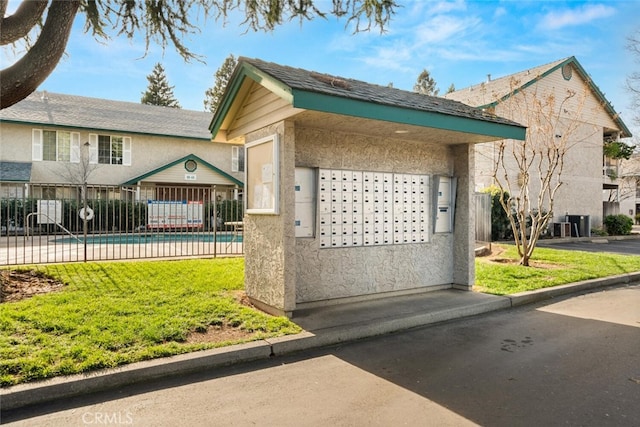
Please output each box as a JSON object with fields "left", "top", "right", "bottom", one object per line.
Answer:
{"left": 242, "top": 121, "right": 297, "bottom": 315}
{"left": 0, "top": 122, "right": 243, "bottom": 185}
{"left": 293, "top": 125, "right": 463, "bottom": 304}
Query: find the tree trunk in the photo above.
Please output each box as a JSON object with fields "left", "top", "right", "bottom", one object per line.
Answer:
{"left": 1, "top": 1, "right": 80, "bottom": 110}
{"left": 1, "top": 0, "right": 49, "bottom": 44}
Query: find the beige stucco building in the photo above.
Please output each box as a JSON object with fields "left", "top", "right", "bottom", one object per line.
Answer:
{"left": 446, "top": 57, "right": 632, "bottom": 235}
{"left": 209, "top": 58, "right": 526, "bottom": 316}
{"left": 0, "top": 91, "right": 243, "bottom": 200}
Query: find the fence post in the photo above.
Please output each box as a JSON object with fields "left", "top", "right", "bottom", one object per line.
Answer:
{"left": 212, "top": 185, "right": 217, "bottom": 258}
{"left": 83, "top": 181, "right": 88, "bottom": 262}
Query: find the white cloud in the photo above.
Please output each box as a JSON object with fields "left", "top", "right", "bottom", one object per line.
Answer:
{"left": 414, "top": 15, "right": 477, "bottom": 45}
{"left": 538, "top": 4, "right": 616, "bottom": 30}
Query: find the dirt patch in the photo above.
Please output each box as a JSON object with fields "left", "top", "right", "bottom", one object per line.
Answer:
{"left": 185, "top": 291, "right": 259, "bottom": 344}
{"left": 0, "top": 269, "right": 66, "bottom": 303}
{"left": 185, "top": 323, "right": 256, "bottom": 344}
{"left": 480, "top": 246, "right": 559, "bottom": 269}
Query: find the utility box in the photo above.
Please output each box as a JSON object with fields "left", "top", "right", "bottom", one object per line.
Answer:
{"left": 565, "top": 215, "right": 590, "bottom": 238}
{"left": 294, "top": 167, "right": 316, "bottom": 238}
{"left": 434, "top": 176, "right": 456, "bottom": 233}
{"left": 552, "top": 222, "right": 571, "bottom": 238}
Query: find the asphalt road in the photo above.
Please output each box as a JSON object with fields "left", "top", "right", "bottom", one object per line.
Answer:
{"left": 537, "top": 237, "right": 640, "bottom": 255}
{"left": 3, "top": 284, "right": 640, "bottom": 427}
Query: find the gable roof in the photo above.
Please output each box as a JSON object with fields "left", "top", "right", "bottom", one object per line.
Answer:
{"left": 121, "top": 154, "right": 243, "bottom": 187}
{"left": 445, "top": 56, "right": 632, "bottom": 138}
{"left": 0, "top": 161, "right": 32, "bottom": 182}
{"left": 0, "top": 91, "right": 213, "bottom": 141}
{"left": 210, "top": 57, "right": 526, "bottom": 142}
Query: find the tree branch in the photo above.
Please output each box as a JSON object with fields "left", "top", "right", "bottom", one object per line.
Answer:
{"left": 1, "top": 1, "right": 80, "bottom": 109}
{"left": 0, "top": 0, "right": 49, "bottom": 44}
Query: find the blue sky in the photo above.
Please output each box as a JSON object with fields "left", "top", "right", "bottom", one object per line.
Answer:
{"left": 3, "top": 1, "right": 639, "bottom": 135}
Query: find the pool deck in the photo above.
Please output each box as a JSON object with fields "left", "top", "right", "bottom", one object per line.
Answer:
{"left": 0, "top": 233, "right": 243, "bottom": 265}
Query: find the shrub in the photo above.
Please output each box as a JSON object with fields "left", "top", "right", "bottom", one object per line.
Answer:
{"left": 603, "top": 214, "right": 633, "bottom": 236}
{"left": 482, "top": 186, "right": 513, "bottom": 241}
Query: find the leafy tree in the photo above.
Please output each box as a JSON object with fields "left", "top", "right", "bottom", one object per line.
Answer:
{"left": 446, "top": 83, "right": 456, "bottom": 94}
{"left": 141, "top": 63, "right": 181, "bottom": 108}
{"left": 603, "top": 139, "right": 635, "bottom": 160}
{"left": 628, "top": 29, "right": 640, "bottom": 125}
{"left": 414, "top": 69, "right": 439, "bottom": 96}
{"left": 0, "top": 0, "right": 398, "bottom": 110}
{"left": 204, "top": 54, "right": 237, "bottom": 113}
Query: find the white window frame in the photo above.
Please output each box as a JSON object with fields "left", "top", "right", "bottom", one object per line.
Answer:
{"left": 89, "top": 133, "right": 131, "bottom": 166}
{"left": 231, "top": 146, "right": 244, "bottom": 172}
{"left": 32, "top": 129, "right": 80, "bottom": 163}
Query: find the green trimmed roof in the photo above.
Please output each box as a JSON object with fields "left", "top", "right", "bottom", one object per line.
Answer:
{"left": 210, "top": 57, "right": 526, "bottom": 141}
{"left": 445, "top": 56, "right": 632, "bottom": 138}
{"left": 122, "top": 154, "right": 243, "bottom": 187}
{"left": 1, "top": 91, "right": 213, "bottom": 141}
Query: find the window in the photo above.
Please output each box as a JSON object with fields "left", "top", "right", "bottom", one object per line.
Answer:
{"left": 232, "top": 146, "right": 244, "bottom": 172}
{"left": 33, "top": 130, "right": 79, "bottom": 162}
{"left": 89, "top": 134, "right": 131, "bottom": 166}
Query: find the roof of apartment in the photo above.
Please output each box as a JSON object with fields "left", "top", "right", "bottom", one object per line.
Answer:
{"left": 0, "top": 161, "right": 32, "bottom": 182}
{"left": 445, "top": 56, "right": 632, "bottom": 138}
{"left": 0, "top": 91, "right": 213, "bottom": 141}
{"left": 210, "top": 57, "right": 527, "bottom": 141}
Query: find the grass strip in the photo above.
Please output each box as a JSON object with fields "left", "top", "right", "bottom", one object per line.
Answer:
{"left": 475, "top": 244, "right": 640, "bottom": 295}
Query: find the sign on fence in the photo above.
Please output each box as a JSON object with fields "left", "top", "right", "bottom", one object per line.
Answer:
{"left": 37, "top": 200, "right": 62, "bottom": 224}
{"left": 147, "top": 200, "right": 203, "bottom": 228}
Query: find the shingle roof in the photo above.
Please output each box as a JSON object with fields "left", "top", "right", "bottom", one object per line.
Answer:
{"left": 0, "top": 161, "right": 32, "bottom": 182}
{"left": 445, "top": 56, "right": 632, "bottom": 138}
{"left": 239, "top": 57, "right": 521, "bottom": 128}
{"left": 445, "top": 58, "right": 569, "bottom": 107}
{"left": 0, "top": 91, "right": 213, "bottom": 140}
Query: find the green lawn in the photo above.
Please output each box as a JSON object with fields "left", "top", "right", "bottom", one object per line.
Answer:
{"left": 0, "top": 258, "right": 300, "bottom": 387}
{"left": 2, "top": 245, "right": 640, "bottom": 387}
{"left": 476, "top": 244, "right": 640, "bottom": 295}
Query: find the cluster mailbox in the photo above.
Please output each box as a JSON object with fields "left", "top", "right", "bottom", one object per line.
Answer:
{"left": 315, "top": 169, "right": 431, "bottom": 248}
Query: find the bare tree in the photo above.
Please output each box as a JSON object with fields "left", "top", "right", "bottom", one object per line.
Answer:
{"left": 1, "top": 0, "right": 398, "bottom": 109}
{"left": 59, "top": 141, "right": 100, "bottom": 185}
{"left": 628, "top": 29, "right": 640, "bottom": 126}
{"left": 490, "top": 78, "right": 590, "bottom": 266}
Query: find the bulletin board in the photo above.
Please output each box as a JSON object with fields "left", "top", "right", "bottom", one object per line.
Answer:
{"left": 245, "top": 134, "right": 279, "bottom": 214}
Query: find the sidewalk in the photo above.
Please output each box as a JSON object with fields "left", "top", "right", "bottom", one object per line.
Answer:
{"left": 3, "top": 271, "right": 640, "bottom": 411}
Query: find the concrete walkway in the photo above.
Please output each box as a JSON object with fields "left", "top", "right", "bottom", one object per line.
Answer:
{"left": 3, "top": 271, "right": 640, "bottom": 411}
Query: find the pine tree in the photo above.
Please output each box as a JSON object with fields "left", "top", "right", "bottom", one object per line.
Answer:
{"left": 204, "top": 54, "right": 238, "bottom": 113}
{"left": 446, "top": 83, "right": 456, "bottom": 94}
{"left": 414, "top": 69, "right": 439, "bottom": 96}
{"left": 141, "top": 63, "right": 181, "bottom": 108}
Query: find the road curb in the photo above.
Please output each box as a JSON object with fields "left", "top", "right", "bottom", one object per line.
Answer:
{"left": 0, "top": 340, "right": 273, "bottom": 412}
{"left": 508, "top": 272, "right": 640, "bottom": 307}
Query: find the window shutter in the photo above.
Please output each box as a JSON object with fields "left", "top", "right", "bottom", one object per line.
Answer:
{"left": 88, "top": 134, "right": 98, "bottom": 164}
{"left": 239, "top": 147, "right": 245, "bottom": 172}
{"left": 32, "top": 129, "right": 43, "bottom": 161}
{"left": 123, "top": 137, "right": 132, "bottom": 166}
{"left": 70, "top": 132, "right": 81, "bottom": 163}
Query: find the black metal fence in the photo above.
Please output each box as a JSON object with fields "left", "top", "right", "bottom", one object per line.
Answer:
{"left": 1, "top": 184, "right": 243, "bottom": 265}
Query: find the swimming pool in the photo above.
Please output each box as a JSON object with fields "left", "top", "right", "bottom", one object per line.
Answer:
{"left": 55, "top": 232, "right": 242, "bottom": 244}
